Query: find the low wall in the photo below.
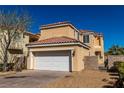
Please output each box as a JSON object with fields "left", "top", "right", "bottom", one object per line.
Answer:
{"left": 108, "top": 55, "right": 124, "bottom": 68}
{"left": 84, "top": 56, "right": 98, "bottom": 70}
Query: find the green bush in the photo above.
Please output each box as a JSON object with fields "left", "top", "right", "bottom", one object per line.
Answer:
{"left": 118, "top": 63, "right": 124, "bottom": 74}
{"left": 114, "top": 62, "right": 121, "bottom": 70}
{"left": 114, "top": 62, "right": 124, "bottom": 79}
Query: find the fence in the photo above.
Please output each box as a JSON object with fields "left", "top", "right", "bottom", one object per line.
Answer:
{"left": 108, "top": 55, "right": 124, "bottom": 68}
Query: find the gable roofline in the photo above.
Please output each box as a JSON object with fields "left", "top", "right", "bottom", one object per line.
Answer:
{"left": 40, "top": 21, "right": 79, "bottom": 32}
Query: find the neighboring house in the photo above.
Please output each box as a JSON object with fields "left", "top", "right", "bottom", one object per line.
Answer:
{"left": 8, "top": 32, "right": 39, "bottom": 56}
{"left": 0, "top": 31, "right": 39, "bottom": 64}
{"left": 26, "top": 21, "right": 104, "bottom": 72}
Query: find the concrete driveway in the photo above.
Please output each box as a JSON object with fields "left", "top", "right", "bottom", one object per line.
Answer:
{"left": 0, "top": 70, "right": 70, "bottom": 88}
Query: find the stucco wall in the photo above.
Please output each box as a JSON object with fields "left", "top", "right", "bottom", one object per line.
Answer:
{"left": 79, "top": 34, "right": 83, "bottom": 42}
{"left": 40, "top": 25, "right": 79, "bottom": 40}
{"left": 76, "top": 46, "right": 90, "bottom": 71}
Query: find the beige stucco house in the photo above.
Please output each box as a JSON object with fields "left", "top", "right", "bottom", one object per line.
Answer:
{"left": 27, "top": 22, "right": 104, "bottom": 72}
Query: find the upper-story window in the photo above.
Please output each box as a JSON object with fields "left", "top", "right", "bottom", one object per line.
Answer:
{"left": 83, "top": 35, "right": 89, "bottom": 43}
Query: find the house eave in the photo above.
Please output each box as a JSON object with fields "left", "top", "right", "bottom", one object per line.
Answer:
{"left": 41, "top": 23, "right": 79, "bottom": 32}
{"left": 26, "top": 42, "right": 90, "bottom": 49}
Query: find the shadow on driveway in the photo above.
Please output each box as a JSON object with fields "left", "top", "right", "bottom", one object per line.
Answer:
{"left": 102, "top": 72, "right": 119, "bottom": 88}
{"left": 4, "top": 76, "right": 30, "bottom": 79}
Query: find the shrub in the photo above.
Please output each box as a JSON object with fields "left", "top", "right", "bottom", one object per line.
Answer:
{"left": 118, "top": 63, "right": 124, "bottom": 72}
{"left": 114, "top": 62, "right": 122, "bottom": 71}
{"left": 109, "top": 62, "right": 122, "bottom": 72}
{"left": 0, "top": 63, "right": 14, "bottom": 71}
{"left": 0, "top": 64, "right": 3, "bottom": 71}
{"left": 114, "top": 62, "right": 124, "bottom": 79}
{"left": 7, "top": 63, "right": 15, "bottom": 71}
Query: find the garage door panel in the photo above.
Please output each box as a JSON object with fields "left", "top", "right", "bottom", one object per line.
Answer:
{"left": 34, "top": 51, "right": 70, "bottom": 71}
{"left": 36, "top": 56, "right": 69, "bottom": 62}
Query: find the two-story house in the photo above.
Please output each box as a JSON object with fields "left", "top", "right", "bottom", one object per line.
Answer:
{"left": 27, "top": 22, "right": 104, "bottom": 72}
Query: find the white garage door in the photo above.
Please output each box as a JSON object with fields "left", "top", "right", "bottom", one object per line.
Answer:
{"left": 34, "top": 51, "right": 70, "bottom": 71}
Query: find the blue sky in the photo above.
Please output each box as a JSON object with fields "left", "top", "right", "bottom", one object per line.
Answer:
{"left": 0, "top": 5, "right": 124, "bottom": 51}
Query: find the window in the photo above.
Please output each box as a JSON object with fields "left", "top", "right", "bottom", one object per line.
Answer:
{"left": 83, "top": 35, "right": 89, "bottom": 43}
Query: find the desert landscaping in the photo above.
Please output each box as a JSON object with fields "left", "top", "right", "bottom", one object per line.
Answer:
{"left": 46, "top": 70, "right": 118, "bottom": 88}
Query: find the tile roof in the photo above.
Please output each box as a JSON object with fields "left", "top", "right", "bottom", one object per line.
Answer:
{"left": 28, "top": 37, "right": 79, "bottom": 45}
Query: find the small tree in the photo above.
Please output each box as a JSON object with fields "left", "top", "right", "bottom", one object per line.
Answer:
{"left": 108, "top": 45, "right": 124, "bottom": 55}
{"left": 0, "top": 10, "right": 31, "bottom": 71}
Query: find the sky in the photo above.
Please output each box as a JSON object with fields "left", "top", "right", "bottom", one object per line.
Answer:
{"left": 0, "top": 5, "right": 124, "bottom": 51}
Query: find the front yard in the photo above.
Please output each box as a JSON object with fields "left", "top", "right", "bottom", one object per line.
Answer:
{"left": 0, "top": 69, "right": 119, "bottom": 88}
{"left": 46, "top": 70, "right": 118, "bottom": 88}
